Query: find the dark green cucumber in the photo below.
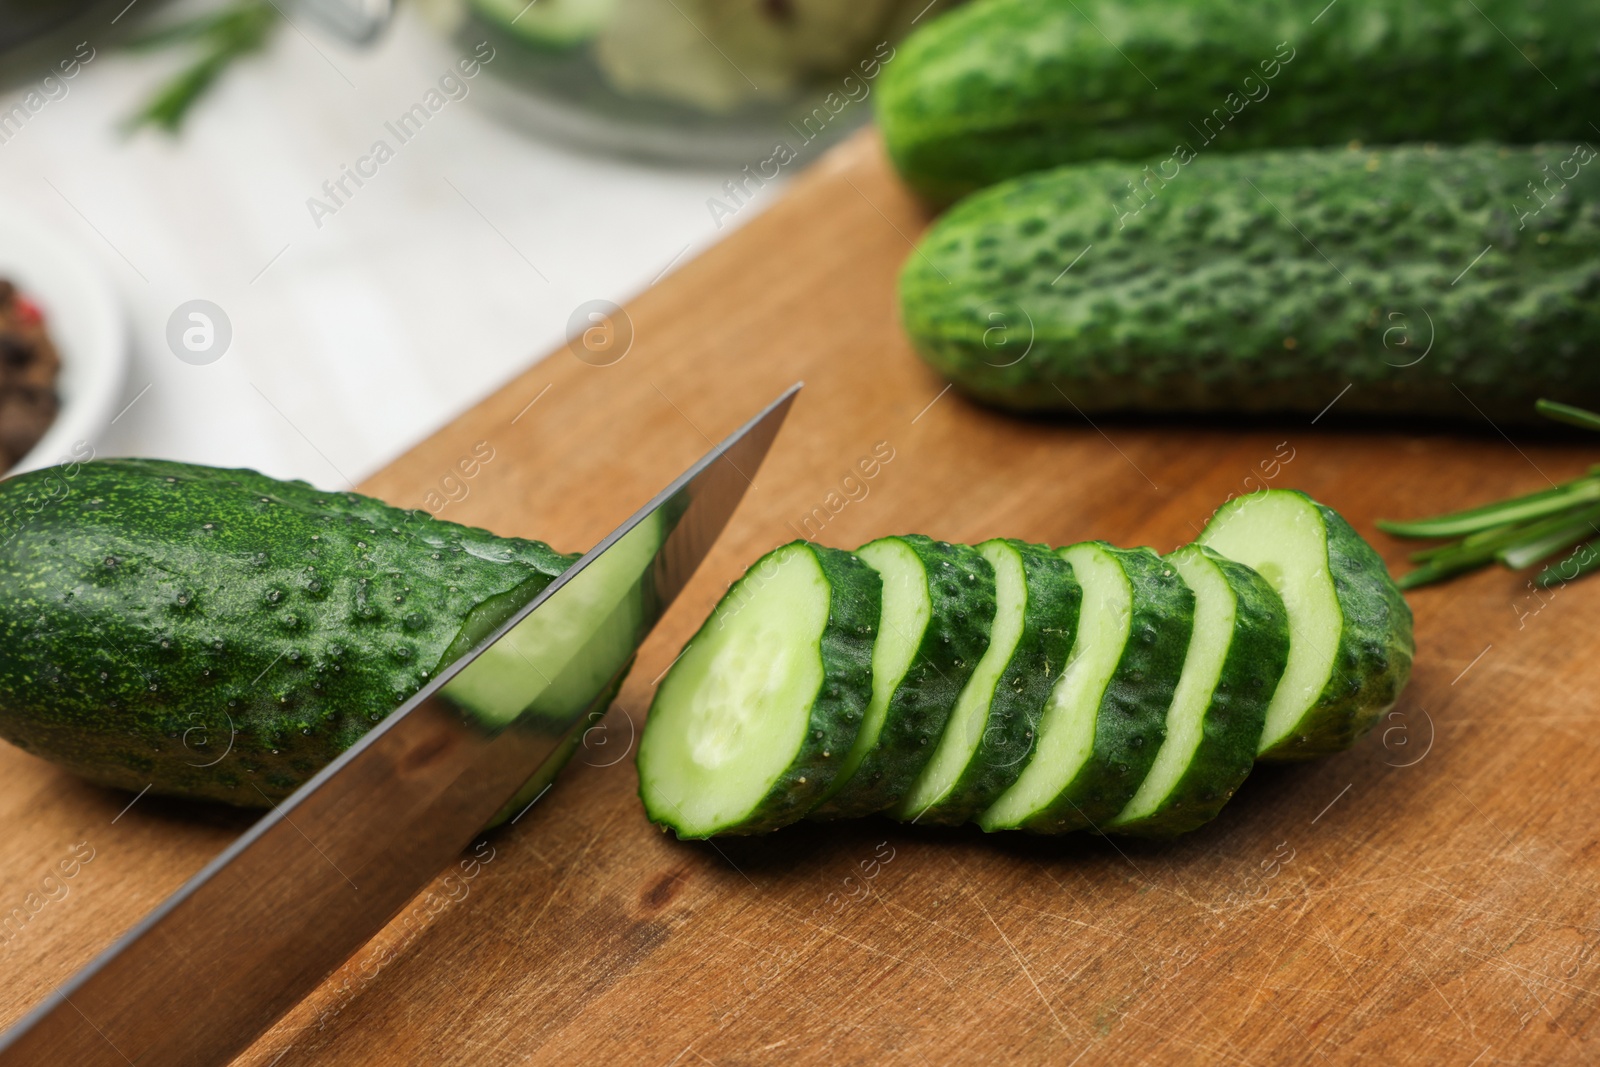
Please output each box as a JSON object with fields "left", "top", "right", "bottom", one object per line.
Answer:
{"left": 1108, "top": 545, "right": 1288, "bottom": 837}
{"left": 979, "top": 543, "right": 1193, "bottom": 833}
{"left": 0, "top": 459, "right": 575, "bottom": 806}
{"left": 879, "top": 0, "right": 1598, "bottom": 200}
{"left": 900, "top": 143, "right": 1600, "bottom": 424}
{"left": 810, "top": 535, "right": 993, "bottom": 819}
{"left": 638, "top": 541, "right": 879, "bottom": 837}
{"left": 894, "top": 538, "right": 1079, "bottom": 824}
{"left": 1197, "top": 489, "right": 1414, "bottom": 760}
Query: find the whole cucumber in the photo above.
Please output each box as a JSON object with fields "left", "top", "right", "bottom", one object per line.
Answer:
{"left": 879, "top": 0, "right": 1598, "bottom": 201}
{"left": 899, "top": 143, "right": 1600, "bottom": 424}
{"left": 0, "top": 459, "right": 575, "bottom": 806}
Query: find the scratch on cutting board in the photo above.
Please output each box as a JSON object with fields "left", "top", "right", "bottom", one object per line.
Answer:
{"left": 1050, "top": 852, "right": 1210, "bottom": 917}
{"left": 1444, "top": 784, "right": 1588, "bottom": 903}
{"left": 868, "top": 894, "right": 1039, "bottom": 1025}
{"left": 1231, "top": 922, "right": 1298, "bottom": 1030}
{"left": 688, "top": 916, "right": 929, "bottom": 1057}
{"left": 521, "top": 827, "right": 609, "bottom": 931}
{"left": 1307, "top": 917, "right": 1364, "bottom": 990}
{"left": 1510, "top": 971, "right": 1589, "bottom": 1058}
{"left": 716, "top": 908, "right": 985, "bottom": 1049}
{"left": 793, "top": 915, "right": 920, "bottom": 973}
{"left": 1154, "top": 855, "right": 1215, "bottom": 914}
{"left": 661, "top": 1041, "right": 698, "bottom": 1067}
{"left": 1012, "top": 905, "right": 1194, "bottom": 960}
{"left": 1116, "top": 1010, "right": 1263, "bottom": 1067}
{"left": 1299, "top": 860, "right": 1489, "bottom": 900}
{"left": 1364, "top": 919, "right": 1597, "bottom": 1046}
{"left": 457, "top": 1033, "right": 525, "bottom": 1062}
{"left": 865, "top": 889, "right": 958, "bottom": 992}
{"left": 946, "top": 853, "right": 1117, "bottom": 998}
{"left": 874, "top": 894, "right": 995, "bottom": 953}
{"left": 1447, "top": 941, "right": 1599, "bottom": 1004}
{"left": 1118, "top": 952, "right": 1264, "bottom": 1066}
{"left": 973, "top": 896, "right": 1077, "bottom": 1041}
{"left": 1403, "top": 945, "right": 1477, "bottom": 1037}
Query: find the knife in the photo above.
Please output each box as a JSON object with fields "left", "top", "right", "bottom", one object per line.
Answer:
{"left": 0, "top": 382, "right": 801, "bottom": 1066}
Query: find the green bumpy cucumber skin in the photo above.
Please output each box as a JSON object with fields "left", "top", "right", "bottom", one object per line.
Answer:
{"left": 900, "top": 143, "right": 1600, "bottom": 424}
{"left": 879, "top": 0, "right": 1599, "bottom": 201}
{"left": 911, "top": 540, "right": 1080, "bottom": 825}
{"left": 1020, "top": 545, "right": 1194, "bottom": 834}
{"left": 0, "top": 459, "right": 574, "bottom": 807}
{"left": 1260, "top": 494, "right": 1415, "bottom": 762}
{"left": 644, "top": 542, "right": 881, "bottom": 837}
{"left": 810, "top": 536, "right": 994, "bottom": 819}
{"left": 1112, "top": 549, "right": 1288, "bottom": 838}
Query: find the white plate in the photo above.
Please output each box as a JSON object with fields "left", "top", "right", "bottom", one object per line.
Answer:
{"left": 0, "top": 210, "right": 128, "bottom": 475}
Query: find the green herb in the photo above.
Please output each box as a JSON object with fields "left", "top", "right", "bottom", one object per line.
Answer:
{"left": 124, "top": 0, "right": 278, "bottom": 134}
{"left": 1378, "top": 400, "right": 1600, "bottom": 589}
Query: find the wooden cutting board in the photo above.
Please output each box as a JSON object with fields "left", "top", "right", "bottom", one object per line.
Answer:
{"left": 4, "top": 129, "right": 1598, "bottom": 1065}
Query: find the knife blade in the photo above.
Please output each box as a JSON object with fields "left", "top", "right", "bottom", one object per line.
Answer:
{"left": 0, "top": 382, "right": 801, "bottom": 1066}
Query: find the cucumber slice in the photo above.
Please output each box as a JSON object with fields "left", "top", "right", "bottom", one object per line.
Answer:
{"left": 978, "top": 543, "right": 1193, "bottom": 834}
{"left": 638, "top": 541, "right": 879, "bottom": 838}
{"left": 810, "top": 536, "right": 994, "bottom": 819}
{"left": 894, "top": 539, "right": 1080, "bottom": 825}
{"left": 470, "top": 0, "right": 617, "bottom": 50}
{"left": 1108, "top": 545, "right": 1289, "bottom": 837}
{"left": 1197, "top": 490, "right": 1415, "bottom": 761}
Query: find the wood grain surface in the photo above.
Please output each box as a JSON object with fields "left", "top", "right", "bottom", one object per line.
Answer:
{"left": 4, "top": 130, "right": 1598, "bottom": 1065}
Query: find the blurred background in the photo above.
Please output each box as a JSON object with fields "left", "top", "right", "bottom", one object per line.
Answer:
{"left": 0, "top": 0, "right": 937, "bottom": 486}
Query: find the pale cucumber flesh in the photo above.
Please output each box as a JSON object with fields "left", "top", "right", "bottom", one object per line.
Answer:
{"left": 895, "top": 538, "right": 1025, "bottom": 818}
{"left": 1198, "top": 493, "right": 1340, "bottom": 754}
{"left": 1110, "top": 545, "right": 1233, "bottom": 826}
{"left": 636, "top": 543, "right": 830, "bottom": 836}
{"left": 979, "top": 542, "right": 1128, "bottom": 830}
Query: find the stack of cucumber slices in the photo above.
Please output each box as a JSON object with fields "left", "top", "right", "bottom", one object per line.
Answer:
{"left": 638, "top": 489, "right": 1414, "bottom": 839}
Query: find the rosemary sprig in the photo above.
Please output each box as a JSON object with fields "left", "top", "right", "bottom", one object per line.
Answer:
{"left": 1379, "top": 400, "right": 1600, "bottom": 589}
{"left": 124, "top": 1, "right": 278, "bottom": 134}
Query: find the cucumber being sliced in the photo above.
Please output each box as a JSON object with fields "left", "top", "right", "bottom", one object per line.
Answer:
{"left": 638, "top": 541, "right": 879, "bottom": 838}
{"left": 470, "top": 0, "right": 617, "bottom": 50}
{"left": 979, "top": 543, "right": 1193, "bottom": 834}
{"left": 444, "top": 509, "right": 663, "bottom": 729}
{"left": 1197, "top": 490, "right": 1415, "bottom": 761}
{"left": 894, "top": 539, "right": 1080, "bottom": 825}
{"left": 442, "top": 511, "right": 662, "bottom": 828}
{"left": 1108, "top": 545, "right": 1289, "bottom": 837}
{"left": 809, "top": 536, "right": 994, "bottom": 819}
